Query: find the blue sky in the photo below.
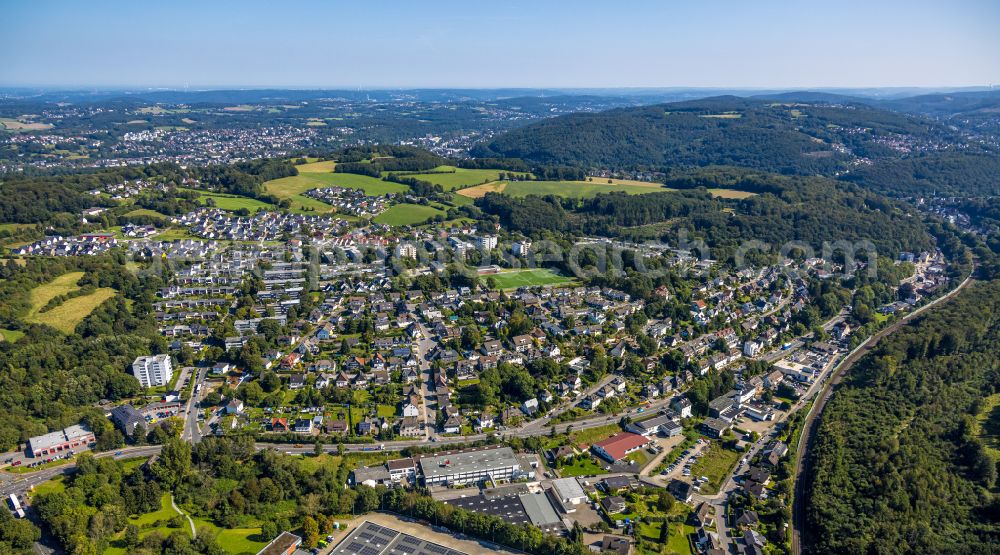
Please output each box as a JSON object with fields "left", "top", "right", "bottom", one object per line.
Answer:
{"left": 2, "top": 0, "right": 998, "bottom": 88}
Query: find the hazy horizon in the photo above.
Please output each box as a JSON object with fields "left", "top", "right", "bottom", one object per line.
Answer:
{"left": 2, "top": 0, "right": 998, "bottom": 89}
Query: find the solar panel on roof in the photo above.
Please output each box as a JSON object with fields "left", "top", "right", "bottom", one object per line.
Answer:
{"left": 361, "top": 546, "right": 380, "bottom": 555}
{"left": 348, "top": 541, "right": 367, "bottom": 551}
{"left": 396, "top": 546, "right": 415, "bottom": 554}
{"left": 359, "top": 532, "right": 375, "bottom": 540}
{"left": 402, "top": 536, "right": 421, "bottom": 546}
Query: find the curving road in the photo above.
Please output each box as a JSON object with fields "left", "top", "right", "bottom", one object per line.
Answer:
{"left": 790, "top": 271, "right": 974, "bottom": 555}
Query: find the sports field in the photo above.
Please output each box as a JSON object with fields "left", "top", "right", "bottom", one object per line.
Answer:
{"left": 397, "top": 166, "right": 505, "bottom": 191}
{"left": 372, "top": 203, "right": 444, "bottom": 226}
{"left": 489, "top": 268, "right": 575, "bottom": 289}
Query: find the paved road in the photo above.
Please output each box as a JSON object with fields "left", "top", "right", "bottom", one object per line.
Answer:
{"left": 790, "top": 272, "right": 974, "bottom": 555}
{"left": 183, "top": 367, "right": 207, "bottom": 443}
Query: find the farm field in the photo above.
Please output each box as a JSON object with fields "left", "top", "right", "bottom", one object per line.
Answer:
{"left": 503, "top": 180, "right": 668, "bottom": 198}
{"left": 265, "top": 172, "right": 406, "bottom": 213}
{"left": 397, "top": 166, "right": 505, "bottom": 191}
{"left": 456, "top": 181, "right": 506, "bottom": 198}
{"left": 295, "top": 160, "right": 336, "bottom": 172}
{"left": 373, "top": 203, "right": 444, "bottom": 226}
{"left": 181, "top": 188, "right": 274, "bottom": 213}
{"left": 489, "top": 268, "right": 575, "bottom": 289}
{"left": 706, "top": 188, "right": 757, "bottom": 199}
{"left": 0, "top": 117, "right": 53, "bottom": 131}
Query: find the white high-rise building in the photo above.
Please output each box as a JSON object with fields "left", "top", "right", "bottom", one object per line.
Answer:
{"left": 395, "top": 242, "right": 418, "bottom": 259}
{"left": 131, "top": 354, "right": 173, "bottom": 388}
{"left": 475, "top": 235, "right": 498, "bottom": 250}
{"left": 513, "top": 240, "right": 531, "bottom": 257}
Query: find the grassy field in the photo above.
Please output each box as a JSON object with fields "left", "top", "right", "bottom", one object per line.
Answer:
{"left": 124, "top": 208, "right": 170, "bottom": 220}
{"left": 192, "top": 518, "right": 266, "bottom": 554}
{"left": 104, "top": 494, "right": 190, "bottom": 555}
{"left": 27, "top": 287, "right": 117, "bottom": 333}
{"left": 456, "top": 181, "right": 506, "bottom": 198}
{"left": 180, "top": 188, "right": 273, "bottom": 213}
{"left": 689, "top": 444, "right": 742, "bottom": 494}
{"left": 0, "top": 117, "right": 53, "bottom": 131}
{"left": 975, "top": 392, "right": 1000, "bottom": 460}
{"left": 373, "top": 203, "right": 444, "bottom": 226}
{"left": 503, "top": 180, "right": 668, "bottom": 198}
{"left": 295, "top": 160, "right": 336, "bottom": 173}
{"left": 29, "top": 476, "right": 66, "bottom": 498}
{"left": 569, "top": 423, "right": 621, "bottom": 446}
{"left": 706, "top": 188, "right": 757, "bottom": 199}
{"left": 0, "top": 223, "right": 35, "bottom": 233}
{"left": 556, "top": 456, "right": 605, "bottom": 477}
{"left": 489, "top": 268, "right": 575, "bottom": 289}
{"left": 397, "top": 166, "right": 505, "bottom": 191}
{"left": 23, "top": 272, "right": 117, "bottom": 333}
{"left": 265, "top": 171, "right": 405, "bottom": 214}
{"left": 155, "top": 227, "right": 206, "bottom": 242}
{"left": 0, "top": 328, "right": 25, "bottom": 342}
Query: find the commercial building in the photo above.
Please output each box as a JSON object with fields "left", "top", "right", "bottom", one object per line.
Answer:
{"left": 330, "top": 521, "right": 467, "bottom": 555}
{"left": 418, "top": 445, "right": 521, "bottom": 486}
{"left": 110, "top": 404, "right": 144, "bottom": 435}
{"left": 550, "top": 477, "right": 588, "bottom": 507}
{"left": 27, "top": 424, "right": 95, "bottom": 458}
{"left": 591, "top": 432, "right": 650, "bottom": 463}
{"left": 131, "top": 354, "right": 174, "bottom": 388}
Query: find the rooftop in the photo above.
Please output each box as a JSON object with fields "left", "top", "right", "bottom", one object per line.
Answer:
{"left": 329, "top": 521, "right": 466, "bottom": 555}
{"left": 418, "top": 445, "right": 520, "bottom": 480}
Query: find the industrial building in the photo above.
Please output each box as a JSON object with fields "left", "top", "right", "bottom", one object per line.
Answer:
{"left": 330, "top": 521, "right": 467, "bottom": 555}
{"left": 418, "top": 445, "right": 522, "bottom": 486}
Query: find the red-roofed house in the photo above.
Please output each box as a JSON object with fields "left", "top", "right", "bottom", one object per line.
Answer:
{"left": 591, "top": 432, "right": 651, "bottom": 463}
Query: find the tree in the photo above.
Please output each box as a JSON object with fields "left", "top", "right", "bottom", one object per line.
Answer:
{"left": 123, "top": 524, "right": 140, "bottom": 549}
{"left": 302, "top": 516, "right": 320, "bottom": 549}
{"left": 152, "top": 438, "right": 191, "bottom": 489}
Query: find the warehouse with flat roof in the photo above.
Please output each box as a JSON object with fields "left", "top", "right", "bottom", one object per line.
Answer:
{"left": 418, "top": 445, "right": 521, "bottom": 486}
{"left": 329, "top": 521, "right": 467, "bottom": 555}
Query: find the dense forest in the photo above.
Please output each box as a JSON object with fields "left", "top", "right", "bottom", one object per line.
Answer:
{"left": 841, "top": 152, "right": 1000, "bottom": 197}
{"left": 805, "top": 280, "right": 1000, "bottom": 553}
{"left": 475, "top": 169, "right": 935, "bottom": 257}
{"left": 472, "top": 97, "right": 965, "bottom": 173}
{"left": 471, "top": 96, "right": 999, "bottom": 198}
{"left": 0, "top": 256, "right": 166, "bottom": 451}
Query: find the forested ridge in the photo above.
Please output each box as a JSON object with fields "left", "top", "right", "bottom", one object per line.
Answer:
{"left": 805, "top": 280, "right": 1000, "bottom": 554}
{"left": 475, "top": 169, "right": 935, "bottom": 257}
{"left": 472, "top": 96, "right": 999, "bottom": 197}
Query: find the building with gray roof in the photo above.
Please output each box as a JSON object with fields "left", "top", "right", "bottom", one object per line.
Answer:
{"left": 329, "top": 521, "right": 467, "bottom": 555}
{"left": 418, "top": 445, "right": 521, "bottom": 486}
